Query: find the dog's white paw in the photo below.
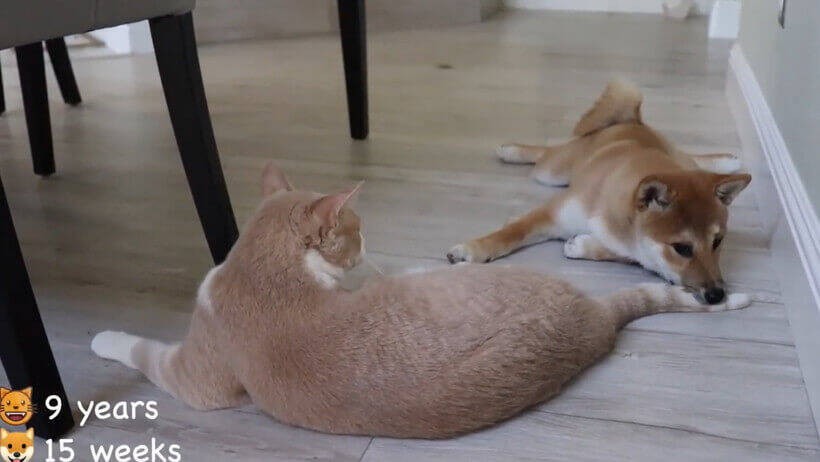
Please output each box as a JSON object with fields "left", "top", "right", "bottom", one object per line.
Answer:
{"left": 447, "top": 243, "right": 494, "bottom": 264}
{"left": 447, "top": 244, "right": 473, "bottom": 263}
{"left": 722, "top": 292, "right": 752, "bottom": 311}
{"left": 563, "top": 235, "right": 589, "bottom": 259}
{"left": 91, "top": 331, "right": 140, "bottom": 368}
{"left": 531, "top": 168, "right": 569, "bottom": 187}
{"left": 496, "top": 144, "right": 527, "bottom": 163}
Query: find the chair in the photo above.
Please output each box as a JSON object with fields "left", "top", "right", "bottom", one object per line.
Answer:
{"left": 0, "top": 38, "right": 81, "bottom": 118}
{"left": 0, "top": 0, "right": 367, "bottom": 438}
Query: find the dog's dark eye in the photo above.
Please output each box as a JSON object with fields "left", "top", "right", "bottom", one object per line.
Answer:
{"left": 7, "top": 444, "right": 10, "bottom": 449}
{"left": 713, "top": 235, "right": 723, "bottom": 250}
{"left": 672, "top": 243, "right": 693, "bottom": 257}
{"left": 21, "top": 444, "right": 25, "bottom": 449}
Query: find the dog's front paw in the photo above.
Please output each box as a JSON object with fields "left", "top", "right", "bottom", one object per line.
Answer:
{"left": 711, "top": 292, "right": 752, "bottom": 312}
{"left": 447, "top": 243, "right": 491, "bottom": 264}
{"left": 563, "top": 235, "right": 589, "bottom": 259}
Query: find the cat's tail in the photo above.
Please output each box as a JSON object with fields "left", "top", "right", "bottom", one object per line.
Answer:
{"left": 91, "top": 331, "right": 180, "bottom": 395}
{"left": 599, "top": 283, "right": 751, "bottom": 328}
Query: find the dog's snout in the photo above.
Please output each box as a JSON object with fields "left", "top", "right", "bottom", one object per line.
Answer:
{"left": 704, "top": 287, "right": 725, "bottom": 304}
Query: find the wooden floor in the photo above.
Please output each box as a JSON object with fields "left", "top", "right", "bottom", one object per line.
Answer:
{"left": 1, "top": 10, "right": 818, "bottom": 461}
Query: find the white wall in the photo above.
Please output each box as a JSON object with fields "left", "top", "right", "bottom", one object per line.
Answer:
{"left": 738, "top": 0, "right": 820, "bottom": 216}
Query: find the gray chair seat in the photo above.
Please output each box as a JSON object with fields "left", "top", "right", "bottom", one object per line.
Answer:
{"left": 0, "top": 0, "right": 193, "bottom": 49}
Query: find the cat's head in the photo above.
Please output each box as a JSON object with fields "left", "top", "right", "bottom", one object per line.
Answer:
{"left": 258, "top": 162, "right": 365, "bottom": 277}
{"left": 0, "top": 387, "right": 34, "bottom": 426}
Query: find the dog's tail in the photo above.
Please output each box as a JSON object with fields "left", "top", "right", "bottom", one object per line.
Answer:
{"left": 598, "top": 283, "right": 750, "bottom": 329}
{"left": 573, "top": 79, "right": 643, "bottom": 137}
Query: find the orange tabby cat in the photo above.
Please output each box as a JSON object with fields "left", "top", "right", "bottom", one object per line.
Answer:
{"left": 92, "top": 163, "right": 750, "bottom": 438}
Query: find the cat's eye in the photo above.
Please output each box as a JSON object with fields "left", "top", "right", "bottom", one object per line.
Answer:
{"left": 713, "top": 235, "right": 723, "bottom": 250}
{"left": 4, "top": 401, "right": 8, "bottom": 405}
{"left": 672, "top": 243, "right": 693, "bottom": 258}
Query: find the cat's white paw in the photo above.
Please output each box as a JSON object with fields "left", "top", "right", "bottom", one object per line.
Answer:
{"left": 91, "top": 331, "right": 140, "bottom": 368}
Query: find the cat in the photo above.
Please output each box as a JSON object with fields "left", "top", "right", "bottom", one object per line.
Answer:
{"left": 0, "top": 388, "right": 33, "bottom": 426}
{"left": 0, "top": 428, "right": 33, "bottom": 462}
{"left": 91, "top": 162, "right": 750, "bottom": 439}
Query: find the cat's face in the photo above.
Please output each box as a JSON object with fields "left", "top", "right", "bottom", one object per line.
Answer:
{"left": 260, "top": 162, "right": 365, "bottom": 270}
{"left": 0, "top": 388, "right": 33, "bottom": 426}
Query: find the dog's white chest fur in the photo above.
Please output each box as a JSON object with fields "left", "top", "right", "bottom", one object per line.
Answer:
{"left": 304, "top": 249, "right": 345, "bottom": 289}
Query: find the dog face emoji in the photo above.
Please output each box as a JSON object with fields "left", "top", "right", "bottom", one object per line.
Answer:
{"left": 0, "top": 428, "right": 34, "bottom": 462}
{"left": 0, "top": 388, "right": 33, "bottom": 426}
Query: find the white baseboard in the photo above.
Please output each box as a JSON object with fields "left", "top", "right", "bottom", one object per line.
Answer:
{"left": 503, "top": 0, "right": 713, "bottom": 15}
{"left": 727, "top": 44, "right": 820, "bottom": 434}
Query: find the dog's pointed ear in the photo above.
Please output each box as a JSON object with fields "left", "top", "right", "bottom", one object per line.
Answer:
{"left": 0, "top": 429, "right": 8, "bottom": 439}
{"left": 714, "top": 173, "right": 751, "bottom": 205}
{"left": 261, "top": 161, "right": 293, "bottom": 196}
{"left": 636, "top": 175, "right": 673, "bottom": 211}
{"left": 308, "top": 182, "right": 363, "bottom": 230}
{"left": 25, "top": 427, "right": 33, "bottom": 439}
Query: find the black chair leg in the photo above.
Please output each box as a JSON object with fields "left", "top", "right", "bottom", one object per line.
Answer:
{"left": 149, "top": 13, "right": 238, "bottom": 264}
{"left": 15, "top": 43, "right": 55, "bottom": 177}
{"left": 337, "top": 0, "right": 368, "bottom": 140}
{"left": 0, "top": 65, "right": 5, "bottom": 114}
{"left": 45, "top": 38, "right": 82, "bottom": 106}
{"left": 0, "top": 175, "right": 74, "bottom": 439}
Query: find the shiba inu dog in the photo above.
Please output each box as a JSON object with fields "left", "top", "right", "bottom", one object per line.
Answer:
{"left": 0, "top": 388, "right": 33, "bottom": 426}
{"left": 0, "top": 428, "right": 34, "bottom": 462}
{"left": 91, "top": 163, "right": 749, "bottom": 439}
{"left": 447, "top": 80, "right": 751, "bottom": 304}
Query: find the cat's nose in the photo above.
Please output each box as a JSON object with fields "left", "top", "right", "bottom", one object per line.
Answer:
{"left": 12, "top": 405, "right": 18, "bottom": 409}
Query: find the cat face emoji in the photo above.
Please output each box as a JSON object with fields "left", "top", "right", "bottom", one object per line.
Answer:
{"left": 0, "top": 428, "right": 33, "bottom": 462}
{"left": 0, "top": 388, "right": 33, "bottom": 426}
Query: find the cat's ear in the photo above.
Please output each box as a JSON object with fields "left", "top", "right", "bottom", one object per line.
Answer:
{"left": 308, "top": 182, "right": 363, "bottom": 230}
{"left": 25, "top": 428, "right": 33, "bottom": 439}
{"left": 0, "top": 388, "right": 8, "bottom": 399}
{"left": 261, "top": 161, "right": 293, "bottom": 196}
{"left": 21, "top": 387, "right": 32, "bottom": 399}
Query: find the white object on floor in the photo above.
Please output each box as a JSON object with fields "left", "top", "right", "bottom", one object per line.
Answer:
{"left": 663, "top": 0, "right": 695, "bottom": 20}
{"left": 89, "top": 22, "right": 153, "bottom": 55}
{"left": 709, "top": 0, "right": 741, "bottom": 39}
